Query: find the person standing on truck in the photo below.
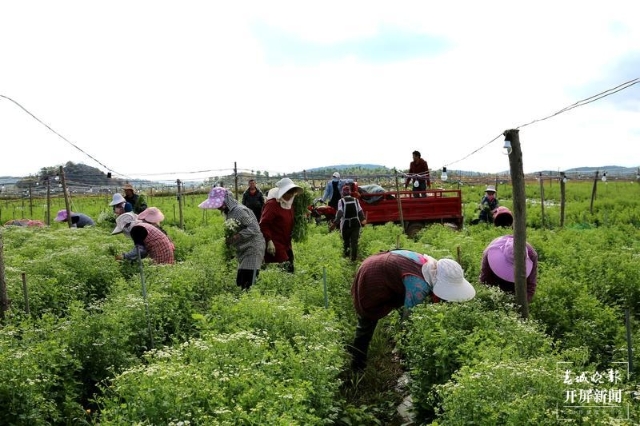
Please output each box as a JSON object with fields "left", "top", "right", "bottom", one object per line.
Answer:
{"left": 404, "top": 150, "right": 430, "bottom": 197}
{"left": 333, "top": 184, "right": 366, "bottom": 261}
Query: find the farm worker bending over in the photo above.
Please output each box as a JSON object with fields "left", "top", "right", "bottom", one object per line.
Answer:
{"left": 109, "top": 193, "right": 133, "bottom": 216}
{"left": 333, "top": 184, "right": 366, "bottom": 261}
{"left": 54, "top": 209, "right": 95, "bottom": 228}
{"left": 480, "top": 234, "right": 538, "bottom": 303}
{"left": 321, "top": 172, "right": 347, "bottom": 210}
{"left": 260, "top": 178, "right": 303, "bottom": 273}
{"left": 492, "top": 206, "right": 513, "bottom": 228}
{"left": 138, "top": 207, "right": 170, "bottom": 236}
{"left": 349, "top": 250, "right": 475, "bottom": 371}
{"left": 199, "top": 187, "right": 265, "bottom": 290}
{"left": 123, "top": 184, "right": 147, "bottom": 214}
{"left": 112, "top": 212, "right": 174, "bottom": 265}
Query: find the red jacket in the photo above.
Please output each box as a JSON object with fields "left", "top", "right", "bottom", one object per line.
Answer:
{"left": 259, "top": 198, "right": 295, "bottom": 263}
{"left": 405, "top": 158, "right": 430, "bottom": 187}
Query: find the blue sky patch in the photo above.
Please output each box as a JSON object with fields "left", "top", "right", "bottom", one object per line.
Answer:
{"left": 252, "top": 22, "right": 452, "bottom": 66}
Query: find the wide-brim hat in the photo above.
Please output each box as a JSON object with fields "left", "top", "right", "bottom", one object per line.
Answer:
{"left": 199, "top": 187, "right": 227, "bottom": 209}
{"left": 486, "top": 235, "right": 533, "bottom": 282}
{"left": 109, "top": 193, "right": 126, "bottom": 206}
{"left": 138, "top": 207, "right": 164, "bottom": 224}
{"left": 123, "top": 184, "right": 135, "bottom": 192}
{"left": 112, "top": 212, "right": 138, "bottom": 235}
{"left": 422, "top": 258, "right": 476, "bottom": 302}
{"left": 493, "top": 206, "right": 513, "bottom": 227}
{"left": 54, "top": 209, "right": 68, "bottom": 222}
{"left": 266, "top": 187, "right": 279, "bottom": 200}
{"left": 485, "top": 185, "right": 496, "bottom": 193}
{"left": 275, "top": 178, "right": 303, "bottom": 199}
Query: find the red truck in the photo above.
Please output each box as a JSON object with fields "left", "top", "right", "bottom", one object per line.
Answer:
{"left": 359, "top": 188, "right": 463, "bottom": 236}
{"left": 309, "top": 186, "right": 463, "bottom": 237}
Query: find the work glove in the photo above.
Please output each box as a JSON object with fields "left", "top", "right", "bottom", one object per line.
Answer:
{"left": 267, "top": 240, "right": 276, "bottom": 256}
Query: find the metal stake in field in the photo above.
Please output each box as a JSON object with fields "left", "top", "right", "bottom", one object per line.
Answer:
{"left": 136, "top": 248, "right": 155, "bottom": 350}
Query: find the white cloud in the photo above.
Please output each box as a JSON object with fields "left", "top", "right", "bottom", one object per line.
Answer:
{"left": 0, "top": 1, "right": 638, "bottom": 181}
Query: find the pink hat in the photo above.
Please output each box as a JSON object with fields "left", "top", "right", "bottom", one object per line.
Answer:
{"left": 138, "top": 207, "right": 164, "bottom": 224}
{"left": 199, "top": 187, "right": 227, "bottom": 209}
{"left": 493, "top": 206, "right": 513, "bottom": 227}
{"left": 486, "top": 235, "right": 533, "bottom": 282}
{"left": 54, "top": 209, "right": 68, "bottom": 222}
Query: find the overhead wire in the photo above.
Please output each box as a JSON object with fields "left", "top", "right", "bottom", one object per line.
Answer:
{"left": 0, "top": 94, "right": 132, "bottom": 180}
{"left": 444, "top": 77, "right": 639, "bottom": 168}
{"left": 4, "top": 77, "right": 639, "bottom": 181}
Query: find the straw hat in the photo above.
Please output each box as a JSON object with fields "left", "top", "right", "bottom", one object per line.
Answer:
{"left": 485, "top": 235, "right": 533, "bottom": 282}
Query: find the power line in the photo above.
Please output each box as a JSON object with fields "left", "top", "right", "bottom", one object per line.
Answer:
{"left": 444, "top": 77, "right": 640, "bottom": 168}
{"left": 0, "top": 94, "right": 131, "bottom": 179}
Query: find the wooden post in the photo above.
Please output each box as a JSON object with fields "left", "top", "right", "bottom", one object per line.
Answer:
{"left": 590, "top": 171, "right": 599, "bottom": 214}
{"left": 234, "top": 162, "right": 239, "bottom": 200}
{"left": 46, "top": 178, "right": 51, "bottom": 226}
{"left": 177, "top": 179, "right": 184, "bottom": 230}
{"left": 538, "top": 172, "right": 545, "bottom": 228}
{"left": 0, "top": 231, "right": 8, "bottom": 321}
{"left": 560, "top": 173, "right": 566, "bottom": 228}
{"left": 504, "top": 129, "right": 528, "bottom": 319}
{"left": 59, "top": 166, "right": 73, "bottom": 228}
{"left": 28, "top": 184, "right": 33, "bottom": 217}
{"left": 21, "top": 272, "right": 29, "bottom": 315}
{"left": 393, "top": 169, "right": 405, "bottom": 231}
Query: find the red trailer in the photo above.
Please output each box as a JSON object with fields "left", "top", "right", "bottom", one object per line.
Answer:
{"left": 358, "top": 188, "right": 463, "bottom": 236}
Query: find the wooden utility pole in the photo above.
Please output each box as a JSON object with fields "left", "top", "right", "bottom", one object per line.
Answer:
{"left": 59, "top": 166, "right": 73, "bottom": 228}
{"left": 504, "top": 129, "right": 529, "bottom": 319}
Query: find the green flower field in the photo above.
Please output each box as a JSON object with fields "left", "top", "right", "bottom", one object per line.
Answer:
{"left": 1, "top": 179, "right": 640, "bottom": 425}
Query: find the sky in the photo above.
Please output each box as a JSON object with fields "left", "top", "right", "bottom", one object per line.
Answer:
{"left": 1, "top": 1, "right": 639, "bottom": 183}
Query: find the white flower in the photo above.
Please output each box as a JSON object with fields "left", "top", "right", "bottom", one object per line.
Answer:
{"left": 223, "top": 218, "right": 241, "bottom": 237}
